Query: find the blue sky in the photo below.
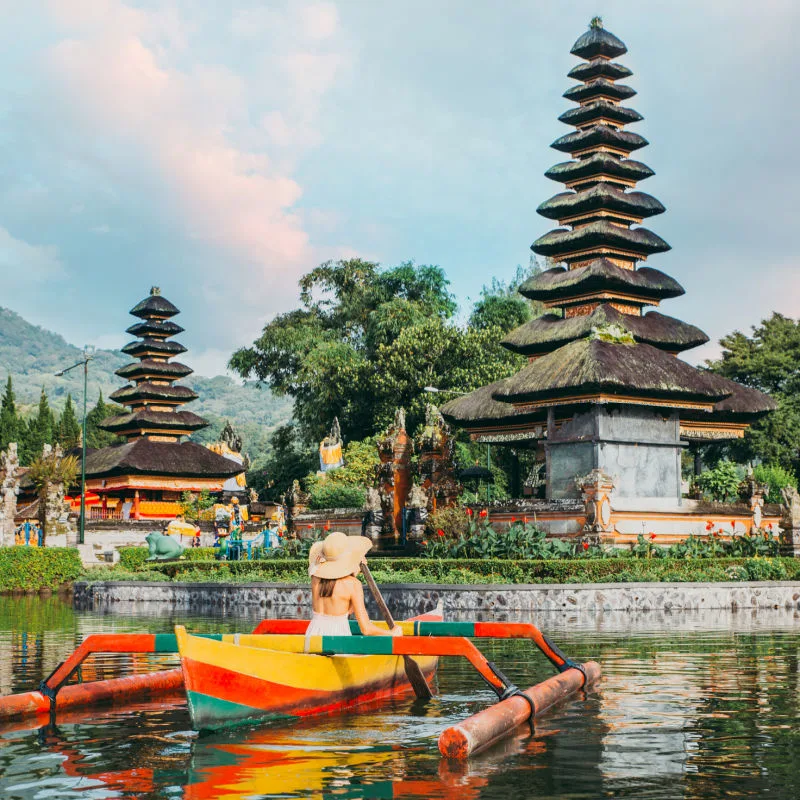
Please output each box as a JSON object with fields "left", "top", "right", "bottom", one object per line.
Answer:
{"left": 1, "top": 0, "right": 798, "bottom": 376}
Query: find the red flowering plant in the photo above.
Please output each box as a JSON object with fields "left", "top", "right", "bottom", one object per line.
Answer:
{"left": 422, "top": 505, "right": 568, "bottom": 559}
{"left": 631, "top": 534, "right": 660, "bottom": 559}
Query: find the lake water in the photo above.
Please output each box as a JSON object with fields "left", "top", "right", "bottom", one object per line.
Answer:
{"left": 0, "top": 596, "right": 799, "bottom": 799}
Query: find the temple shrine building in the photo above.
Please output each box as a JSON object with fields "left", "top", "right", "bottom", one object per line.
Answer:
{"left": 82, "top": 288, "right": 243, "bottom": 519}
{"left": 442, "top": 21, "right": 778, "bottom": 542}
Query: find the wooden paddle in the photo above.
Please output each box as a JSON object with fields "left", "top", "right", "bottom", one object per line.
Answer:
{"left": 360, "top": 563, "right": 433, "bottom": 700}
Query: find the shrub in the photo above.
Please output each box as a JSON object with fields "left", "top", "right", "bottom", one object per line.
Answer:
{"left": 180, "top": 490, "right": 215, "bottom": 521}
{"left": 0, "top": 548, "right": 83, "bottom": 592}
{"left": 696, "top": 459, "right": 742, "bottom": 502}
{"left": 307, "top": 483, "right": 366, "bottom": 510}
{"left": 303, "top": 437, "right": 379, "bottom": 510}
{"left": 118, "top": 547, "right": 149, "bottom": 571}
{"left": 420, "top": 517, "right": 588, "bottom": 560}
{"left": 119, "top": 545, "right": 219, "bottom": 570}
{"left": 753, "top": 463, "right": 798, "bottom": 504}
{"left": 426, "top": 506, "right": 470, "bottom": 539}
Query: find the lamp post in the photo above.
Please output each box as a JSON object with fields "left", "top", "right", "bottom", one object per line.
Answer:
{"left": 55, "top": 346, "right": 95, "bottom": 546}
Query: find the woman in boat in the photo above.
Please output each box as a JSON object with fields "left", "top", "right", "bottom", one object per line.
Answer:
{"left": 307, "top": 531, "right": 402, "bottom": 639}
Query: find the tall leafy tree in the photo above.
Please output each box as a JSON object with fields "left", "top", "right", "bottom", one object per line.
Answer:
{"left": 0, "top": 375, "right": 20, "bottom": 450}
{"left": 469, "top": 258, "right": 547, "bottom": 333}
{"left": 58, "top": 394, "right": 82, "bottom": 451}
{"left": 230, "top": 258, "right": 527, "bottom": 444}
{"left": 247, "top": 424, "right": 317, "bottom": 502}
{"left": 230, "top": 259, "right": 461, "bottom": 441}
{"left": 21, "top": 388, "right": 56, "bottom": 464}
{"left": 85, "top": 392, "right": 124, "bottom": 449}
{"left": 707, "top": 313, "right": 800, "bottom": 476}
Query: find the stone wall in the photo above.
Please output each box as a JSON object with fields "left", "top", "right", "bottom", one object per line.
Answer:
{"left": 74, "top": 580, "right": 800, "bottom": 618}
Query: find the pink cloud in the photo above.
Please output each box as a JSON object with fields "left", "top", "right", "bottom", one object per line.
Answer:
{"left": 301, "top": 3, "right": 340, "bottom": 40}
{"left": 45, "top": 2, "right": 335, "bottom": 310}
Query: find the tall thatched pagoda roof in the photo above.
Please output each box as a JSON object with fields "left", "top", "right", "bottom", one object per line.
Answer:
{"left": 441, "top": 20, "right": 775, "bottom": 441}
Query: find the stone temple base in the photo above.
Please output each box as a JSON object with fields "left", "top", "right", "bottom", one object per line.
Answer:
{"left": 546, "top": 406, "right": 683, "bottom": 502}
{"left": 483, "top": 497, "right": 784, "bottom": 549}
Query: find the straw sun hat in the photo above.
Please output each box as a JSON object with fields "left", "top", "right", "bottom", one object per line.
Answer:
{"left": 308, "top": 531, "right": 372, "bottom": 579}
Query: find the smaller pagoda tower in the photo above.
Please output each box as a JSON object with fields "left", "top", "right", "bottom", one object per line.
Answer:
{"left": 105, "top": 288, "right": 205, "bottom": 441}
{"left": 83, "top": 288, "right": 243, "bottom": 519}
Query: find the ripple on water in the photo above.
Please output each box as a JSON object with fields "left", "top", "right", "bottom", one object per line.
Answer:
{"left": 1, "top": 601, "right": 800, "bottom": 799}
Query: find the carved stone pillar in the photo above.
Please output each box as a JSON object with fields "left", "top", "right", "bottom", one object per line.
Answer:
{"left": 0, "top": 443, "right": 20, "bottom": 547}
{"left": 780, "top": 486, "right": 800, "bottom": 557}
{"left": 375, "top": 408, "right": 413, "bottom": 538}
{"left": 579, "top": 468, "right": 615, "bottom": 542}
{"left": 416, "top": 405, "right": 460, "bottom": 512}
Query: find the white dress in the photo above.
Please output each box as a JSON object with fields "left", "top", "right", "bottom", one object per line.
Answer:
{"left": 304, "top": 611, "right": 352, "bottom": 652}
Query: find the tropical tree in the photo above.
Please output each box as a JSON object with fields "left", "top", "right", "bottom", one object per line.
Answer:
{"left": 57, "top": 395, "right": 82, "bottom": 450}
{"left": 707, "top": 312, "right": 800, "bottom": 478}
{"left": 230, "top": 258, "right": 531, "bottom": 444}
{"left": 0, "top": 375, "right": 20, "bottom": 450}
{"left": 21, "top": 389, "right": 56, "bottom": 465}
{"left": 85, "top": 392, "right": 124, "bottom": 449}
{"left": 469, "top": 259, "right": 547, "bottom": 333}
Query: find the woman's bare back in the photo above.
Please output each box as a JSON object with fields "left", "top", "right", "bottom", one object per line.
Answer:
{"left": 311, "top": 575, "right": 358, "bottom": 616}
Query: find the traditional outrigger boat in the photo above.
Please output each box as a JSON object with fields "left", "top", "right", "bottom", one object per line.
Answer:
{"left": 176, "top": 611, "right": 440, "bottom": 730}
{"left": 0, "top": 610, "right": 600, "bottom": 758}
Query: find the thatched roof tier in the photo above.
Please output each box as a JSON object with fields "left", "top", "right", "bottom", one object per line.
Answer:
{"left": 121, "top": 338, "right": 187, "bottom": 358}
{"left": 494, "top": 340, "right": 729, "bottom": 406}
{"left": 563, "top": 78, "right": 636, "bottom": 104}
{"left": 537, "top": 185, "right": 664, "bottom": 222}
{"left": 571, "top": 24, "right": 627, "bottom": 60}
{"left": 501, "top": 305, "right": 709, "bottom": 356}
{"left": 518, "top": 260, "right": 684, "bottom": 303}
{"left": 545, "top": 155, "right": 654, "bottom": 186}
{"left": 568, "top": 58, "right": 632, "bottom": 82}
{"left": 532, "top": 221, "right": 670, "bottom": 261}
{"left": 696, "top": 374, "right": 776, "bottom": 418}
{"left": 100, "top": 409, "right": 208, "bottom": 434}
{"left": 115, "top": 359, "right": 193, "bottom": 381}
{"left": 125, "top": 319, "right": 185, "bottom": 339}
{"left": 551, "top": 124, "right": 648, "bottom": 155}
{"left": 440, "top": 380, "right": 546, "bottom": 428}
{"left": 83, "top": 439, "right": 242, "bottom": 479}
{"left": 130, "top": 292, "right": 179, "bottom": 320}
{"left": 109, "top": 382, "right": 198, "bottom": 405}
{"left": 558, "top": 100, "right": 643, "bottom": 128}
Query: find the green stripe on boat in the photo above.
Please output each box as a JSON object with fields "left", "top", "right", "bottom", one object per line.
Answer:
{"left": 154, "top": 633, "right": 224, "bottom": 652}
{"left": 185, "top": 690, "right": 285, "bottom": 729}
{"left": 414, "top": 622, "right": 474, "bottom": 637}
{"left": 319, "top": 636, "right": 394, "bottom": 655}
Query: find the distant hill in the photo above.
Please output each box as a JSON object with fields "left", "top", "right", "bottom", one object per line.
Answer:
{"left": 0, "top": 307, "right": 292, "bottom": 462}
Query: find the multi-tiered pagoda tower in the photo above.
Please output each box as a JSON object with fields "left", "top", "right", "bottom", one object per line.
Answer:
{"left": 105, "top": 289, "right": 206, "bottom": 442}
{"left": 83, "top": 288, "right": 242, "bottom": 519}
{"left": 443, "top": 21, "right": 774, "bottom": 511}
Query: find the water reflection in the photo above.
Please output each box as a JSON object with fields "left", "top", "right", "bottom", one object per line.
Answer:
{"left": 1, "top": 598, "right": 799, "bottom": 798}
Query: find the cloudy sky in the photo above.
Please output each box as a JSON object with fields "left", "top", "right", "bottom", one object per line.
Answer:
{"left": 1, "top": 0, "right": 798, "bottom": 376}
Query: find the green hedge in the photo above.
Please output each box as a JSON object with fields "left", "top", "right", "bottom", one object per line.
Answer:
{"left": 133, "top": 556, "right": 800, "bottom": 585}
{"left": 0, "top": 548, "right": 84, "bottom": 592}
{"left": 118, "top": 546, "right": 217, "bottom": 570}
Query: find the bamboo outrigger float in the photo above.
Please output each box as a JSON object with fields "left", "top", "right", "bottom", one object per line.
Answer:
{"left": 0, "top": 612, "right": 599, "bottom": 759}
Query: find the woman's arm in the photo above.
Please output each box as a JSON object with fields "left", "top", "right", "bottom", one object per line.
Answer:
{"left": 349, "top": 577, "right": 402, "bottom": 636}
